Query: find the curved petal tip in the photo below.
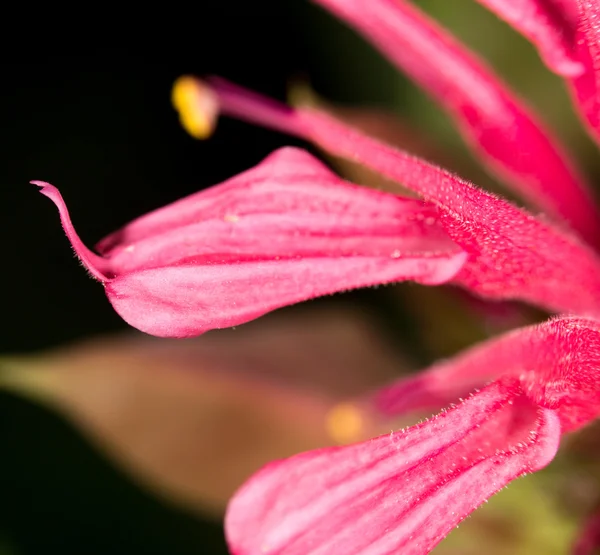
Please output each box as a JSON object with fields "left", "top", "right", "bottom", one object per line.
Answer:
{"left": 31, "top": 180, "right": 111, "bottom": 281}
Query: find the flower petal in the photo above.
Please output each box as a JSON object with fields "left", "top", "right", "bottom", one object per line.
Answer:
{"left": 198, "top": 79, "right": 600, "bottom": 316}
{"left": 31, "top": 181, "right": 111, "bottom": 281}
{"left": 101, "top": 148, "right": 461, "bottom": 274}
{"left": 473, "top": 0, "right": 583, "bottom": 76}
{"left": 373, "top": 317, "right": 600, "bottom": 433}
{"left": 297, "top": 111, "right": 600, "bottom": 315}
{"left": 105, "top": 251, "right": 465, "bottom": 338}
{"left": 97, "top": 148, "right": 378, "bottom": 254}
{"left": 310, "top": 0, "right": 599, "bottom": 244}
{"left": 225, "top": 378, "right": 561, "bottom": 555}
{"left": 476, "top": 0, "right": 600, "bottom": 157}
{"left": 35, "top": 148, "right": 467, "bottom": 338}
{"left": 569, "top": 0, "right": 600, "bottom": 144}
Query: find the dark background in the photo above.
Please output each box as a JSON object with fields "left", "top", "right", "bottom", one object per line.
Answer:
{"left": 2, "top": 2, "right": 317, "bottom": 354}
{"left": 0, "top": 3, "right": 352, "bottom": 553}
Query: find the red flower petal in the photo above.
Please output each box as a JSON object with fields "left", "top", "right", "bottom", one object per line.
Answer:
{"left": 96, "top": 146, "right": 370, "bottom": 254}
{"left": 569, "top": 0, "right": 600, "bottom": 143}
{"left": 311, "top": 0, "right": 599, "bottom": 244}
{"left": 200, "top": 79, "right": 600, "bottom": 317}
{"left": 34, "top": 148, "right": 466, "bottom": 337}
{"left": 105, "top": 252, "right": 463, "bottom": 338}
{"left": 31, "top": 180, "right": 112, "bottom": 281}
{"left": 98, "top": 148, "right": 456, "bottom": 274}
{"left": 225, "top": 378, "right": 560, "bottom": 555}
{"left": 297, "top": 111, "right": 600, "bottom": 315}
{"left": 373, "top": 317, "right": 600, "bottom": 433}
{"left": 473, "top": 0, "right": 583, "bottom": 76}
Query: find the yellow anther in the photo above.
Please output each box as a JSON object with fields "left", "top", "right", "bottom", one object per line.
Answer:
{"left": 171, "top": 76, "right": 219, "bottom": 139}
{"left": 326, "top": 402, "right": 365, "bottom": 445}
{"left": 287, "top": 79, "right": 319, "bottom": 108}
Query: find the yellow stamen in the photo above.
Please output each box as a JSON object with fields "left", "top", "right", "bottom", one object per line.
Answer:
{"left": 326, "top": 402, "right": 365, "bottom": 444}
{"left": 171, "top": 76, "right": 219, "bottom": 139}
{"left": 287, "top": 78, "right": 320, "bottom": 108}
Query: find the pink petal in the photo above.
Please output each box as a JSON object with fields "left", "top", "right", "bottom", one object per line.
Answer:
{"left": 473, "top": 0, "right": 583, "bottom": 76}
{"left": 201, "top": 80, "right": 600, "bottom": 317}
{"left": 106, "top": 252, "right": 465, "bottom": 338}
{"left": 373, "top": 317, "right": 600, "bottom": 434}
{"left": 371, "top": 366, "right": 494, "bottom": 420}
{"left": 99, "top": 148, "right": 457, "bottom": 273}
{"left": 225, "top": 378, "right": 561, "bottom": 555}
{"left": 474, "top": 0, "right": 600, "bottom": 164}
{"left": 31, "top": 181, "right": 111, "bottom": 281}
{"left": 34, "top": 148, "right": 467, "bottom": 338}
{"left": 297, "top": 111, "right": 600, "bottom": 315}
{"left": 569, "top": 0, "right": 600, "bottom": 144}
{"left": 106, "top": 210, "right": 455, "bottom": 275}
{"left": 97, "top": 148, "right": 356, "bottom": 254}
{"left": 310, "top": 0, "right": 600, "bottom": 244}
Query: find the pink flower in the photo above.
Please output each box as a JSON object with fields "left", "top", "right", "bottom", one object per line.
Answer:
{"left": 164, "top": 1, "right": 600, "bottom": 553}
{"left": 225, "top": 317, "right": 600, "bottom": 555}
{"left": 33, "top": 149, "right": 465, "bottom": 338}
{"left": 179, "top": 76, "right": 600, "bottom": 317}
{"left": 228, "top": 379, "right": 559, "bottom": 554}
{"left": 34, "top": 0, "right": 600, "bottom": 553}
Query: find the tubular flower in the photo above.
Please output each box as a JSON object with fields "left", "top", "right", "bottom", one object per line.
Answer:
{"left": 176, "top": 76, "right": 600, "bottom": 317}
{"left": 34, "top": 0, "right": 600, "bottom": 553}
{"left": 167, "top": 1, "right": 600, "bottom": 554}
